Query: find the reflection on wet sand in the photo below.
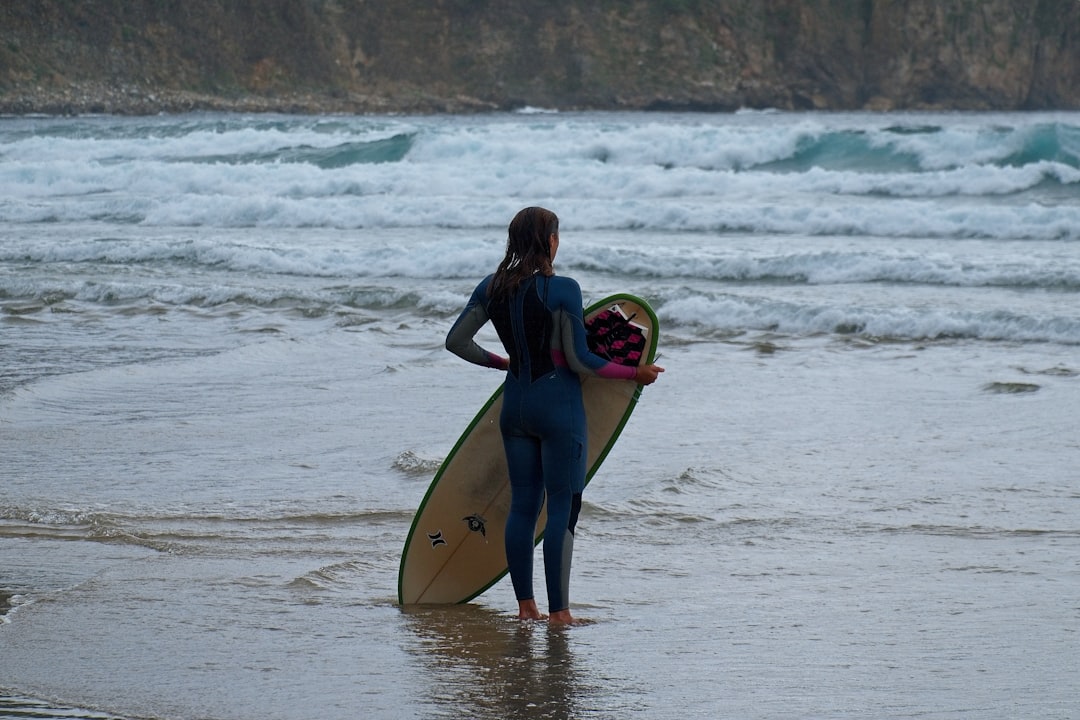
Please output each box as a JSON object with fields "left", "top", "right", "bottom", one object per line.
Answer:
{"left": 401, "top": 604, "right": 594, "bottom": 720}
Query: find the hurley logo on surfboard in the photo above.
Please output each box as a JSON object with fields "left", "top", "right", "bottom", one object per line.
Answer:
{"left": 425, "top": 514, "right": 487, "bottom": 550}
{"left": 463, "top": 514, "right": 488, "bottom": 538}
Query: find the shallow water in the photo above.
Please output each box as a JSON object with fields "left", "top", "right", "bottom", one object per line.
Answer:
{"left": 2, "top": 111, "right": 1079, "bottom": 719}
{"left": 3, "top": 331, "right": 1077, "bottom": 719}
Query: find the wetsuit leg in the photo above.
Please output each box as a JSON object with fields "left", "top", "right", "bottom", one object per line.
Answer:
{"left": 502, "top": 429, "right": 544, "bottom": 602}
{"left": 539, "top": 417, "right": 586, "bottom": 614}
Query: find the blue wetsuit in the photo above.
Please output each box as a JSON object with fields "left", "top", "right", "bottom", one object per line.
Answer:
{"left": 446, "top": 273, "right": 634, "bottom": 612}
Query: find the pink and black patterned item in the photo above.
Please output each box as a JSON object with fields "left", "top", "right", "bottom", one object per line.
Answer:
{"left": 586, "top": 304, "right": 647, "bottom": 366}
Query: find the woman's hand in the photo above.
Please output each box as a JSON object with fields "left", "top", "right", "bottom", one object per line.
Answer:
{"left": 634, "top": 363, "right": 665, "bottom": 385}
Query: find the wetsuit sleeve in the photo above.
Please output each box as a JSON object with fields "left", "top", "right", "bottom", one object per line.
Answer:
{"left": 446, "top": 277, "right": 508, "bottom": 370}
{"left": 551, "top": 278, "right": 636, "bottom": 381}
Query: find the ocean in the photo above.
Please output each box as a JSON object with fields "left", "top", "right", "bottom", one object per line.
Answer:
{"left": 1, "top": 110, "right": 1078, "bottom": 720}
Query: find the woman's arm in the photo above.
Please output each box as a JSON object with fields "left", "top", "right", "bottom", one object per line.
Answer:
{"left": 551, "top": 277, "right": 664, "bottom": 384}
{"left": 551, "top": 278, "right": 636, "bottom": 380}
{"left": 445, "top": 278, "right": 509, "bottom": 370}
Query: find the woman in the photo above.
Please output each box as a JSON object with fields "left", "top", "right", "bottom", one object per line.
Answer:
{"left": 445, "top": 207, "right": 664, "bottom": 624}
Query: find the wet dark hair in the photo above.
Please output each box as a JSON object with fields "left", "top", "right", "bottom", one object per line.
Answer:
{"left": 488, "top": 206, "right": 559, "bottom": 300}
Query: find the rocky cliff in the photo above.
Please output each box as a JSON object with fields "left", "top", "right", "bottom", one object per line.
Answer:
{"left": 1, "top": 0, "right": 1077, "bottom": 115}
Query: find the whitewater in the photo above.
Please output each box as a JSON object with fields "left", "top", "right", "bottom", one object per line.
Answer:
{"left": 1, "top": 110, "right": 1079, "bottom": 720}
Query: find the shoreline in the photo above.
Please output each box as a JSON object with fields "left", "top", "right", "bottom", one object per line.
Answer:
{"left": 0, "top": 83, "right": 509, "bottom": 117}
{"left": 5, "top": 82, "right": 1068, "bottom": 118}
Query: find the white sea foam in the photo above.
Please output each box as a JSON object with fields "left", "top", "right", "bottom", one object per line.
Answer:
{"left": 2, "top": 112, "right": 1079, "bottom": 348}
{"left": 2, "top": 112, "right": 1078, "bottom": 238}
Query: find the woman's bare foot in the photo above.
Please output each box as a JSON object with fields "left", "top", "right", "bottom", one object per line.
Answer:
{"left": 547, "top": 608, "right": 574, "bottom": 625}
{"left": 517, "top": 598, "right": 546, "bottom": 621}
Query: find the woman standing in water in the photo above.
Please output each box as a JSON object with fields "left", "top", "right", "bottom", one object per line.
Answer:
{"left": 446, "top": 207, "right": 664, "bottom": 624}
